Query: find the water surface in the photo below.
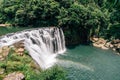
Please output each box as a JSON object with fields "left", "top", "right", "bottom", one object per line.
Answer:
{"left": 57, "top": 45, "right": 120, "bottom": 80}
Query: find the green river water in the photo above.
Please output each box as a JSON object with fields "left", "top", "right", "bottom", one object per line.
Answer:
{"left": 58, "top": 45, "right": 120, "bottom": 80}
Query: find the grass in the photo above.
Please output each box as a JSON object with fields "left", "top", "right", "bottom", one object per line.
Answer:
{"left": 0, "top": 26, "right": 30, "bottom": 36}
{"left": 0, "top": 26, "right": 68, "bottom": 80}
{"left": 28, "top": 65, "right": 68, "bottom": 80}
{"left": 0, "top": 48, "right": 38, "bottom": 79}
{"left": 0, "top": 48, "right": 68, "bottom": 80}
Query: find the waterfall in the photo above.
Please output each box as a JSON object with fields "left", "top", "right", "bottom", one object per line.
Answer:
{"left": 0, "top": 27, "right": 66, "bottom": 69}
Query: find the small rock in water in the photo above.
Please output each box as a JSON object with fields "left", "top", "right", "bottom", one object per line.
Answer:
{"left": 3, "top": 72, "right": 25, "bottom": 80}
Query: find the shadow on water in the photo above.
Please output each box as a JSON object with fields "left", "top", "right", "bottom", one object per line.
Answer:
{"left": 67, "top": 43, "right": 90, "bottom": 49}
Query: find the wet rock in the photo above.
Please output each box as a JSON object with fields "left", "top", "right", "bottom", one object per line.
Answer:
{"left": 91, "top": 37, "right": 99, "bottom": 42}
{"left": 3, "top": 72, "right": 25, "bottom": 80}
{"left": 104, "top": 42, "right": 111, "bottom": 48}
{"left": 92, "top": 38, "right": 107, "bottom": 49}
{"left": 101, "top": 45, "right": 109, "bottom": 50}
{"left": 13, "top": 40, "right": 24, "bottom": 48}
{"left": 116, "top": 48, "right": 120, "bottom": 53}
{"left": 91, "top": 38, "right": 120, "bottom": 54}
{"left": 111, "top": 39, "right": 120, "bottom": 44}
{"left": 93, "top": 43, "right": 102, "bottom": 48}
{"left": 109, "top": 43, "right": 114, "bottom": 48}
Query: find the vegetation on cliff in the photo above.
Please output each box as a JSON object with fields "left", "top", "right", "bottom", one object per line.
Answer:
{"left": 0, "top": 0, "right": 120, "bottom": 79}
{"left": 0, "top": 0, "right": 120, "bottom": 44}
{"left": 0, "top": 47, "right": 67, "bottom": 80}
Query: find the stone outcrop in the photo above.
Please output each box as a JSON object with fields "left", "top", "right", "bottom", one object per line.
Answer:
{"left": 3, "top": 72, "right": 25, "bottom": 80}
{"left": 0, "top": 24, "right": 11, "bottom": 27}
{"left": 0, "top": 41, "right": 25, "bottom": 61}
{"left": 0, "top": 68, "right": 5, "bottom": 75}
{"left": 91, "top": 38, "right": 120, "bottom": 54}
{"left": 13, "top": 40, "right": 25, "bottom": 56}
{"left": 0, "top": 41, "right": 39, "bottom": 80}
{"left": 0, "top": 46, "right": 10, "bottom": 61}
{"left": 110, "top": 39, "right": 120, "bottom": 53}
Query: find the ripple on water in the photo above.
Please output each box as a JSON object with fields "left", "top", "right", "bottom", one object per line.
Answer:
{"left": 57, "top": 45, "right": 120, "bottom": 80}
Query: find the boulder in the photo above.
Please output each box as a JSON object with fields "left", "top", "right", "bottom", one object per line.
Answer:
{"left": 101, "top": 45, "right": 109, "bottom": 50}
{"left": 2, "top": 46, "right": 10, "bottom": 58}
{"left": 15, "top": 48, "right": 24, "bottom": 56}
{"left": 0, "top": 68, "right": 5, "bottom": 74}
{"left": 0, "top": 55, "right": 4, "bottom": 61}
{"left": 13, "top": 40, "right": 24, "bottom": 48}
{"left": 92, "top": 38, "right": 120, "bottom": 53}
{"left": 17, "top": 48, "right": 24, "bottom": 52}
{"left": 104, "top": 42, "right": 111, "bottom": 48}
{"left": 111, "top": 39, "right": 120, "bottom": 44}
{"left": 0, "top": 48, "right": 2, "bottom": 53}
{"left": 109, "top": 44, "right": 114, "bottom": 48}
{"left": 92, "top": 37, "right": 99, "bottom": 42}
{"left": 3, "top": 72, "right": 25, "bottom": 80}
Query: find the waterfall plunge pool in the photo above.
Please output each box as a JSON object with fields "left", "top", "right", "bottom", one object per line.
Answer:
{"left": 57, "top": 45, "right": 120, "bottom": 80}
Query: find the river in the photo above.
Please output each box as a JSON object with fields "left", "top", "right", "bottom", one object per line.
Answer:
{"left": 57, "top": 45, "right": 120, "bottom": 80}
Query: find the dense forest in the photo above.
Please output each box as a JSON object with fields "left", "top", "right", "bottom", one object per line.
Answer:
{"left": 0, "top": 0, "right": 120, "bottom": 45}
{"left": 0, "top": 0, "right": 120, "bottom": 80}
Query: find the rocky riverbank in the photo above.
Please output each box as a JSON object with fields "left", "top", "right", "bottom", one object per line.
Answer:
{"left": 91, "top": 38, "right": 120, "bottom": 54}
{"left": 0, "top": 41, "right": 39, "bottom": 80}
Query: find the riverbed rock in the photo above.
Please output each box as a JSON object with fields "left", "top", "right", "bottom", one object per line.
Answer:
{"left": 91, "top": 38, "right": 120, "bottom": 54}
{"left": 101, "top": 45, "right": 109, "bottom": 50}
{"left": 92, "top": 38, "right": 107, "bottom": 49}
{"left": 3, "top": 72, "right": 25, "bottom": 80}
{"left": 111, "top": 39, "right": 120, "bottom": 44}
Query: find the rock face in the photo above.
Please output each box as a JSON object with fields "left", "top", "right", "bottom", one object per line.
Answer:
{"left": 110, "top": 39, "right": 120, "bottom": 53}
{"left": 13, "top": 40, "right": 25, "bottom": 56}
{"left": 0, "top": 41, "right": 25, "bottom": 61}
{"left": 3, "top": 72, "right": 25, "bottom": 80}
{"left": 91, "top": 38, "right": 120, "bottom": 54}
{"left": 0, "top": 68, "right": 5, "bottom": 75}
{"left": 92, "top": 38, "right": 109, "bottom": 50}
{"left": 0, "top": 46, "right": 10, "bottom": 61}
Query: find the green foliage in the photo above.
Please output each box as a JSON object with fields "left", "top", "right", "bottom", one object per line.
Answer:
{"left": 0, "top": 48, "right": 68, "bottom": 80}
{"left": 0, "top": 27, "right": 30, "bottom": 36}
{"left": 0, "top": 49, "right": 35, "bottom": 79}
{"left": 0, "top": 0, "right": 120, "bottom": 43}
{"left": 29, "top": 66, "right": 68, "bottom": 80}
{"left": 106, "top": 23, "right": 120, "bottom": 39}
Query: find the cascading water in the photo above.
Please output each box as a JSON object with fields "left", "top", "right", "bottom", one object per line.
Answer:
{"left": 0, "top": 27, "right": 66, "bottom": 69}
